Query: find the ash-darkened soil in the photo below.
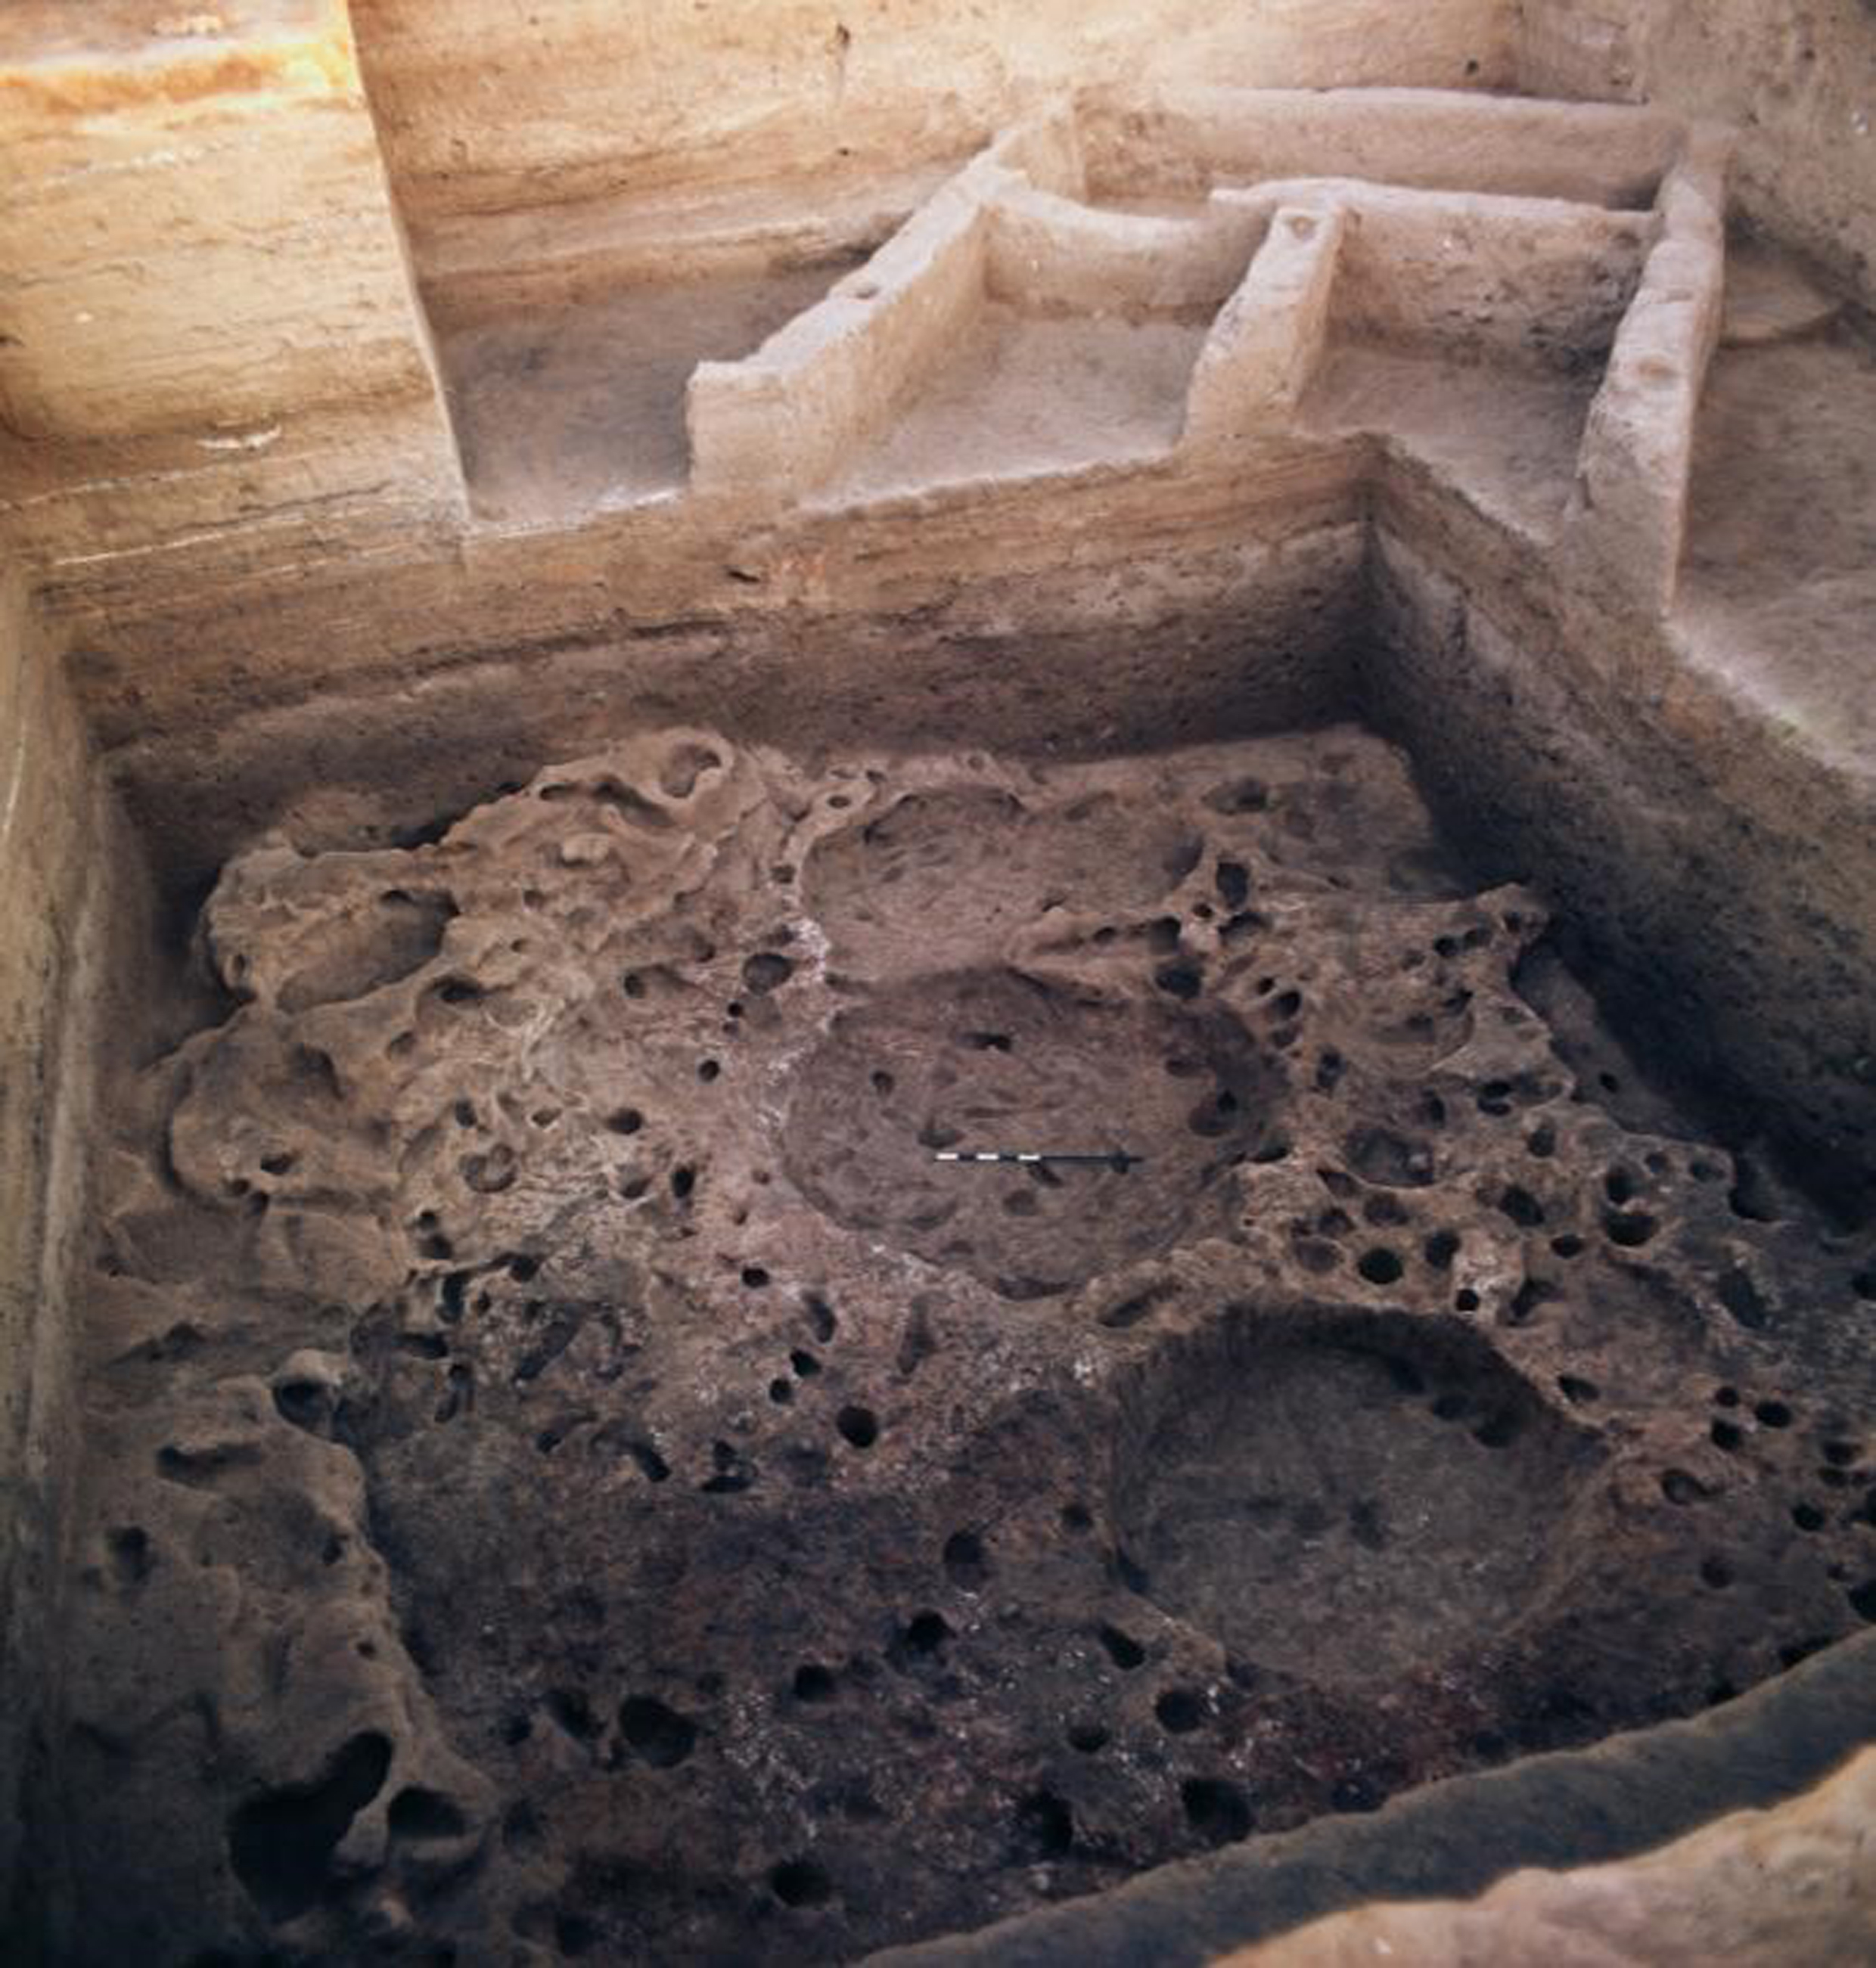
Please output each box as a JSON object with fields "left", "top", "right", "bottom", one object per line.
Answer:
{"left": 64, "top": 727, "right": 1876, "bottom": 1966}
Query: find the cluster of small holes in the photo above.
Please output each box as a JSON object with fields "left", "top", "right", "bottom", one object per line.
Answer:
{"left": 173, "top": 753, "right": 1876, "bottom": 1964}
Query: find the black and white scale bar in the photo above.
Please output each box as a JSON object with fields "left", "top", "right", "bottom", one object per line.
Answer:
{"left": 933, "top": 1150, "right": 1144, "bottom": 1171}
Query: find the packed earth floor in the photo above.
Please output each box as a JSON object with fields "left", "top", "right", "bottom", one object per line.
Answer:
{"left": 65, "top": 725, "right": 1876, "bottom": 1965}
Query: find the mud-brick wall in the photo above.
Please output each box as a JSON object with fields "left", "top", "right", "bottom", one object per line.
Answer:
{"left": 0, "top": 569, "right": 151, "bottom": 1937}
{"left": 1519, "top": 1, "right": 1876, "bottom": 306}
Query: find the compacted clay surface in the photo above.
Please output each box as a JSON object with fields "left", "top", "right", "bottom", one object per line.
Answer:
{"left": 65, "top": 727, "right": 1876, "bottom": 1965}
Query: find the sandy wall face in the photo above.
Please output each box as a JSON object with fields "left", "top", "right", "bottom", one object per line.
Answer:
{"left": 348, "top": 0, "right": 1514, "bottom": 226}
{"left": 0, "top": 569, "right": 153, "bottom": 1933}
{"left": 0, "top": 1, "right": 465, "bottom": 602}
{"left": 0, "top": 1, "right": 446, "bottom": 442}
{"left": 1518, "top": 0, "right": 1876, "bottom": 307}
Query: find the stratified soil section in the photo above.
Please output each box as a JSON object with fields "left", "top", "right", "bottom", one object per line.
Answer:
{"left": 65, "top": 727, "right": 1876, "bottom": 1966}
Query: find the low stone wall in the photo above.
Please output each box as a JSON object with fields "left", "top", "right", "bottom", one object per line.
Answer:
{"left": 1080, "top": 85, "right": 1679, "bottom": 207}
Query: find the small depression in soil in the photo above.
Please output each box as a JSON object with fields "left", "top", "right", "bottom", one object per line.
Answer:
{"left": 803, "top": 784, "right": 1205, "bottom": 976}
{"left": 68, "top": 727, "right": 1876, "bottom": 1966}
{"left": 782, "top": 970, "right": 1279, "bottom": 1294}
{"left": 1116, "top": 1314, "right": 1597, "bottom": 1686}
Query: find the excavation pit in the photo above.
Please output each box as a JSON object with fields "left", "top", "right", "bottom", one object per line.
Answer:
{"left": 53, "top": 726, "right": 1876, "bottom": 1965}
{"left": 4, "top": 37, "right": 1874, "bottom": 1968}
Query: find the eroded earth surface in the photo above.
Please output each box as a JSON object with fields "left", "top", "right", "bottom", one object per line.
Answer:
{"left": 66, "top": 728, "right": 1876, "bottom": 1964}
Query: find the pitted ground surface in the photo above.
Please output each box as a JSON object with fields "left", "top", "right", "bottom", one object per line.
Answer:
{"left": 66, "top": 727, "right": 1876, "bottom": 1966}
